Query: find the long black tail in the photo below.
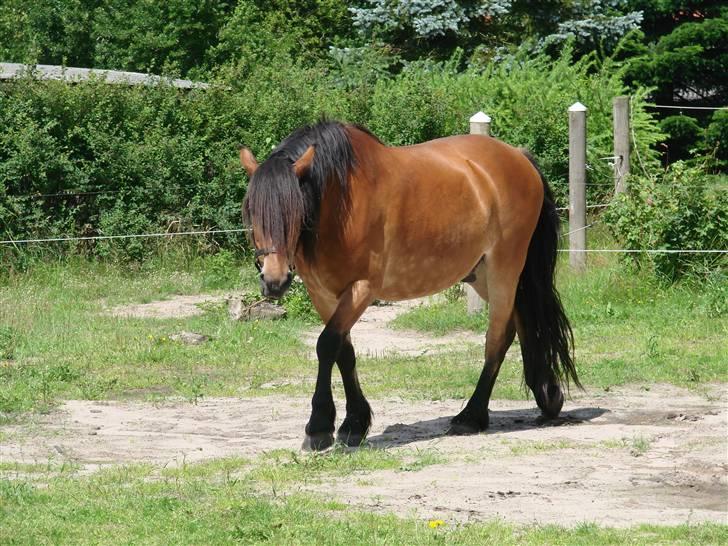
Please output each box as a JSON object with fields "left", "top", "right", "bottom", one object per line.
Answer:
{"left": 516, "top": 153, "right": 581, "bottom": 392}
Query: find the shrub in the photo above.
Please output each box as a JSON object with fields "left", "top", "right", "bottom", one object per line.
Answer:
{"left": 659, "top": 115, "right": 702, "bottom": 161}
{"left": 702, "top": 109, "right": 728, "bottom": 170}
{"left": 604, "top": 162, "right": 728, "bottom": 280}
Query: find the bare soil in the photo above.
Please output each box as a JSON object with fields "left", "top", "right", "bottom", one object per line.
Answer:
{"left": 2, "top": 386, "right": 726, "bottom": 527}
{"left": 104, "top": 294, "right": 225, "bottom": 319}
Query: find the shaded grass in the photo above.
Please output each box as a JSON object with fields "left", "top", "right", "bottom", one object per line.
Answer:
{"left": 0, "top": 459, "right": 725, "bottom": 545}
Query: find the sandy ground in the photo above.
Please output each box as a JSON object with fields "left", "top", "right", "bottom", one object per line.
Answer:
{"left": 3, "top": 294, "right": 726, "bottom": 527}
{"left": 104, "top": 294, "right": 225, "bottom": 319}
{"left": 2, "top": 386, "right": 726, "bottom": 527}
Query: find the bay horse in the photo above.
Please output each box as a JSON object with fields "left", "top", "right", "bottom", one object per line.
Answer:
{"left": 240, "top": 121, "right": 580, "bottom": 451}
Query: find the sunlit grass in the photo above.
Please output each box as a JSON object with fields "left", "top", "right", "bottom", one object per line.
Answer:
{"left": 0, "top": 457, "right": 725, "bottom": 545}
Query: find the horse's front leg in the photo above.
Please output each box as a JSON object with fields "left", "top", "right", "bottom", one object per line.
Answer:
{"left": 336, "top": 332, "right": 372, "bottom": 447}
{"left": 302, "top": 280, "right": 373, "bottom": 451}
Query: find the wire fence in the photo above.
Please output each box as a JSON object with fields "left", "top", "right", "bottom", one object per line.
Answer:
{"left": 1, "top": 226, "right": 724, "bottom": 255}
{"left": 0, "top": 228, "right": 250, "bottom": 246}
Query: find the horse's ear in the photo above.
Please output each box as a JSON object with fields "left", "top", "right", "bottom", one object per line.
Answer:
{"left": 239, "top": 147, "right": 258, "bottom": 178}
{"left": 293, "top": 146, "right": 315, "bottom": 178}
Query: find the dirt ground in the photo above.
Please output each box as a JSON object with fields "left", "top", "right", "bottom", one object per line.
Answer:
{"left": 2, "top": 295, "right": 726, "bottom": 527}
{"left": 3, "top": 387, "right": 726, "bottom": 527}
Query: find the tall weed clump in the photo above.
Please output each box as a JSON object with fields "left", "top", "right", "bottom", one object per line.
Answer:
{"left": 604, "top": 162, "right": 727, "bottom": 282}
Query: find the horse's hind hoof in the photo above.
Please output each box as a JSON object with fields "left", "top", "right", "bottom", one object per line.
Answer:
{"left": 336, "top": 431, "right": 366, "bottom": 448}
{"left": 301, "top": 432, "right": 335, "bottom": 452}
{"left": 537, "top": 384, "right": 564, "bottom": 419}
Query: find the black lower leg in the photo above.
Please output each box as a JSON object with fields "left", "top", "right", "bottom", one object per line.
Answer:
{"left": 450, "top": 321, "right": 515, "bottom": 435}
{"left": 336, "top": 333, "right": 372, "bottom": 447}
{"left": 303, "top": 327, "right": 342, "bottom": 451}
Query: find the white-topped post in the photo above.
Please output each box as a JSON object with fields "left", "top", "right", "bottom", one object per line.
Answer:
{"left": 568, "top": 102, "right": 587, "bottom": 272}
{"left": 469, "top": 111, "right": 491, "bottom": 136}
{"left": 464, "top": 112, "right": 491, "bottom": 314}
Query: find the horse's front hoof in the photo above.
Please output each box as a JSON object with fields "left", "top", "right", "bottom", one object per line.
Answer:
{"left": 448, "top": 407, "right": 489, "bottom": 435}
{"left": 301, "top": 432, "right": 335, "bottom": 452}
{"left": 536, "top": 384, "right": 564, "bottom": 419}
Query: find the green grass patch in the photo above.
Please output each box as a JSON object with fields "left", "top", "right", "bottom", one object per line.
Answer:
{"left": 0, "top": 247, "right": 726, "bottom": 416}
{"left": 0, "top": 460, "right": 725, "bottom": 545}
{"left": 384, "top": 251, "right": 727, "bottom": 396}
{"left": 392, "top": 300, "right": 487, "bottom": 335}
{"left": 0, "top": 255, "right": 315, "bottom": 414}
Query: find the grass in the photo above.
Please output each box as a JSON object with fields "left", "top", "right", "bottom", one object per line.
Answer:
{"left": 390, "top": 261, "right": 727, "bottom": 395}
{"left": 1, "top": 456, "right": 725, "bottom": 545}
{"left": 1, "top": 244, "right": 726, "bottom": 416}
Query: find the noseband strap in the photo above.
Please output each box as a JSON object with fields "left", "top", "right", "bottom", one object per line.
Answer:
{"left": 254, "top": 247, "right": 277, "bottom": 259}
{"left": 253, "top": 247, "right": 276, "bottom": 272}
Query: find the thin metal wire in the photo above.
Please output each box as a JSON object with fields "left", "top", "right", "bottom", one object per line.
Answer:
{"left": 13, "top": 190, "right": 121, "bottom": 199}
{"left": 646, "top": 104, "right": 727, "bottom": 111}
{"left": 1, "top": 228, "right": 724, "bottom": 254}
{"left": 558, "top": 249, "right": 727, "bottom": 254}
{"left": 561, "top": 222, "right": 599, "bottom": 237}
{"left": 0, "top": 228, "right": 250, "bottom": 245}
{"left": 556, "top": 203, "right": 610, "bottom": 211}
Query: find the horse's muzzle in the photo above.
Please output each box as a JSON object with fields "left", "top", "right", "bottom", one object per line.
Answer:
{"left": 259, "top": 272, "right": 293, "bottom": 299}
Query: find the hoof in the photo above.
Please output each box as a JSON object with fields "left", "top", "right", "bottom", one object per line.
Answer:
{"left": 536, "top": 384, "right": 564, "bottom": 419}
{"left": 448, "top": 407, "right": 489, "bottom": 435}
{"left": 336, "top": 413, "right": 371, "bottom": 448}
{"left": 336, "top": 430, "right": 366, "bottom": 447}
{"left": 301, "top": 432, "right": 335, "bottom": 452}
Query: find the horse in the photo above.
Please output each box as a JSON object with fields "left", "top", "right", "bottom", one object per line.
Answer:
{"left": 240, "top": 120, "right": 580, "bottom": 451}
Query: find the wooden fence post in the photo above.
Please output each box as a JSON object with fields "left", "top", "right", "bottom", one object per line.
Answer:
{"left": 464, "top": 112, "right": 491, "bottom": 314}
{"left": 568, "top": 102, "right": 587, "bottom": 272}
{"left": 613, "top": 96, "right": 630, "bottom": 194}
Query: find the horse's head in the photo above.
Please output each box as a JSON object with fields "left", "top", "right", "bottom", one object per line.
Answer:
{"left": 240, "top": 145, "right": 315, "bottom": 299}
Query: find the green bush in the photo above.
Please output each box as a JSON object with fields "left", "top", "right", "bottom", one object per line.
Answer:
{"left": 0, "top": 47, "right": 665, "bottom": 265}
{"left": 659, "top": 115, "right": 702, "bottom": 161}
{"left": 605, "top": 162, "right": 728, "bottom": 280}
{"left": 703, "top": 109, "right": 728, "bottom": 170}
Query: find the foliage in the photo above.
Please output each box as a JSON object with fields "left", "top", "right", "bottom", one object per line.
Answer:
{"left": 281, "top": 280, "right": 319, "bottom": 322}
{"left": 351, "top": 0, "right": 647, "bottom": 60}
{"left": 0, "top": 78, "right": 248, "bottom": 262}
{"left": 542, "top": 0, "right": 644, "bottom": 56}
{"left": 623, "top": 15, "right": 728, "bottom": 105}
{"left": 209, "top": 0, "right": 352, "bottom": 73}
{"left": 703, "top": 109, "right": 728, "bottom": 169}
{"left": 605, "top": 162, "right": 728, "bottom": 280}
{"left": 659, "top": 115, "right": 703, "bottom": 161}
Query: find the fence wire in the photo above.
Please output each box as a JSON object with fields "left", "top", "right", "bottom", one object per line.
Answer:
{"left": 0, "top": 228, "right": 250, "bottom": 246}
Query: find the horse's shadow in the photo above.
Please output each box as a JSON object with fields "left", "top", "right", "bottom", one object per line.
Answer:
{"left": 366, "top": 406, "right": 609, "bottom": 449}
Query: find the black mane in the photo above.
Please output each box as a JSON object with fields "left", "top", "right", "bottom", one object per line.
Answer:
{"left": 243, "top": 120, "right": 357, "bottom": 259}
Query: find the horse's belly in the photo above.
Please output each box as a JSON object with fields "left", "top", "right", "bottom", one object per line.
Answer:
{"left": 377, "top": 234, "right": 486, "bottom": 301}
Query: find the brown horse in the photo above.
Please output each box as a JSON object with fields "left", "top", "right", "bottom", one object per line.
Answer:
{"left": 240, "top": 121, "right": 580, "bottom": 451}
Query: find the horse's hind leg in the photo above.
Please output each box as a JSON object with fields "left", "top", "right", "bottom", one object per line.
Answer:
{"left": 335, "top": 333, "right": 372, "bottom": 447}
{"left": 450, "top": 251, "right": 522, "bottom": 434}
